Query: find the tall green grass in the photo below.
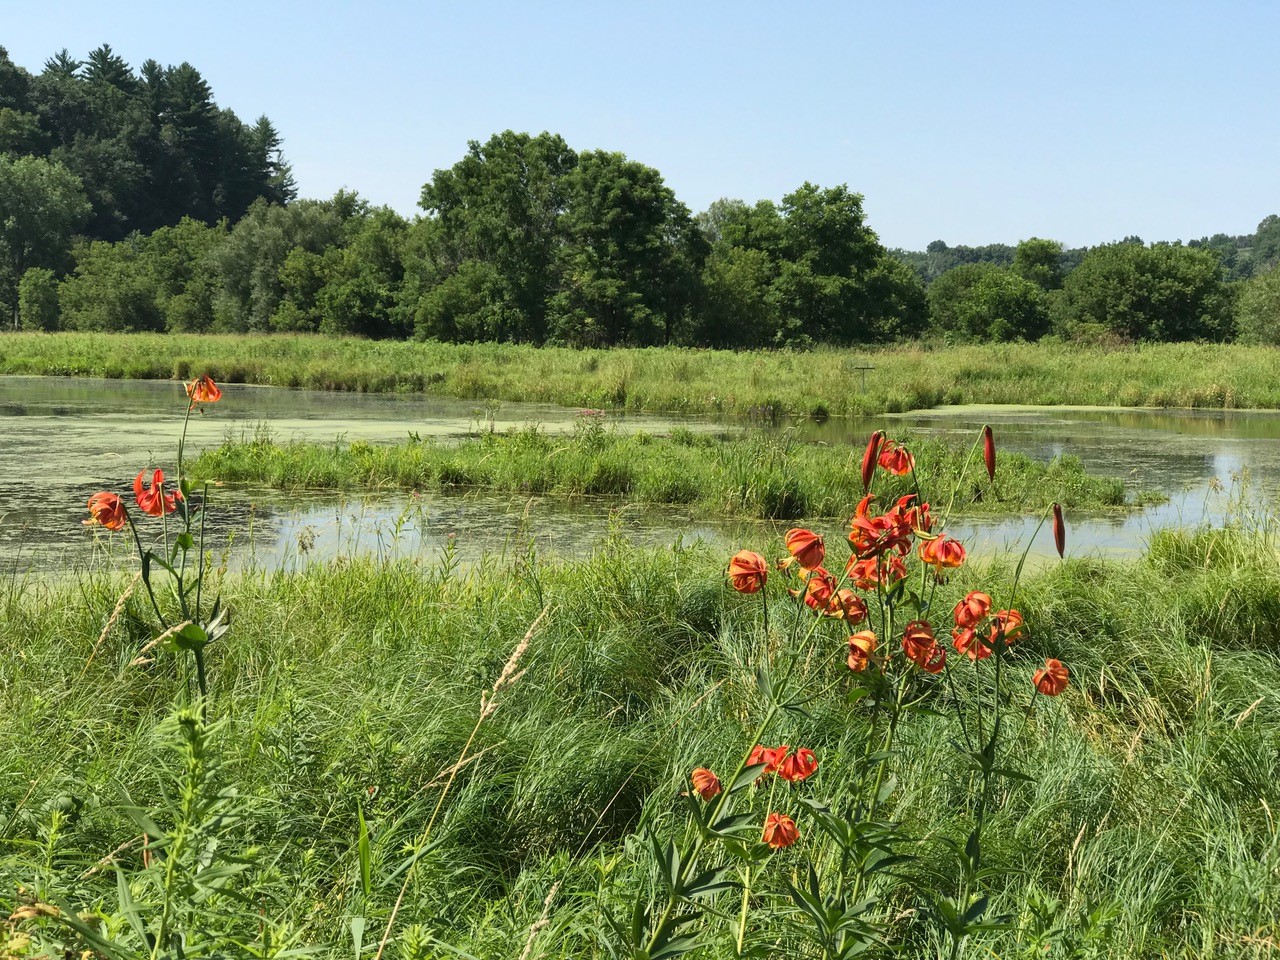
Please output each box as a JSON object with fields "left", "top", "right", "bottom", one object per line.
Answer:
{"left": 4, "top": 332, "right": 1280, "bottom": 416}
{"left": 190, "top": 424, "right": 1138, "bottom": 520}
{"left": 3, "top": 524, "right": 1279, "bottom": 956}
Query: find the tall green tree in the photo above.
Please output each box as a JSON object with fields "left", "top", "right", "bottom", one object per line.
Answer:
{"left": 58, "top": 238, "right": 164, "bottom": 332}
{"left": 548, "top": 150, "right": 704, "bottom": 346}
{"left": 206, "top": 196, "right": 350, "bottom": 331}
{"left": 1013, "top": 237, "right": 1065, "bottom": 290}
{"left": 17, "top": 266, "right": 59, "bottom": 330}
{"left": 774, "top": 183, "right": 917, "bottom": 343}
{"left": 418, "top": 130, "right": 577, "bottom": 342}
{"left": 1234, "top": 265, "right": 1280, "bottom": 345}
{"left": 0, "top": 153, "right": 90, "bottom": 327}
{"left": 1059, "top": 242, "right": 1231, "bottom": 341}
{"left": 3, "top": 47, "right": 293, "bottom": 241}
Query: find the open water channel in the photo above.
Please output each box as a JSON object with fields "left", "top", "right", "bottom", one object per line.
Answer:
{"left": 2, "top": 376, "right": 1276, "bottom": 575}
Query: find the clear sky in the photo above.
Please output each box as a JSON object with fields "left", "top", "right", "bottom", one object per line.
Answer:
{"left": 5, "top": 1, "right": 1278, "bottom": 249}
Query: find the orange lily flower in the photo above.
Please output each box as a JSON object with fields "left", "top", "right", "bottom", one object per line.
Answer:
{"left": 826, "top": 588, "right": 868, "bottom": 624}
{"left": 690, "top": 767, "right": 722, "bottom": 801}
{"left": 778, "top": 748, "right": 818, "bottom": 783}
{"left": 728, "top": 550, "right": 768, "bottom": 593}
{"left": 953, "top": 591, "right": 992, "bottom": 629}
{"left": 748, "top": 744, "right": 788, "bottom": 778}
{"left": 861, "top": 431, "right": 883, "bottom": 490}
{"left": 919, "top": 535, "right": 966, "bottom": 572}
{"left": 953, "top": 627, "right": 993, "bottom": 661}
{"left": 791, "top": 566, "right": 837, "bottom": 612}
{"left": 847, "top": 630, "right": 877, "bottom": 671}
{"left": 877, "top": 439, "right": 915, "bottom": 476}
{"left": 133, "top": 469, "right": 180, "bottom": 517}
{"left": 84, "top": 492, "right": 127, "bottom": 531}
{"left": 185, "top": 374, "right": 222, "bottom": 404}
{"left": 1033, "top": 658, "right": 1069, "bottom": 696}
{"left": 982, "top": 425, "right": 996, "bottom": 481}
{"left": 784, "top": 528, "right": 825, "bottom": 570}
{"left": 762, "top": 812, "right": 799, "bottom": 849}
{"left": 902, "top": 620, "right": 936, "bottom": 665}
{"left": 917, "top": 642, "right": 947, "bottom": 674}
{"left": 989, "top": 609, "right": 1025, "bottom": 645}
{"left": 849, "top": 494, "right": 915, "bottom": 558}
{"left": 845, "top": 555, "right": 907, "bottom": 591}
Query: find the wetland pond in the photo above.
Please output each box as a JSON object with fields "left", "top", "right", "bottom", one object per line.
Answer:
{"left": 2, "top": 376, "right": 1275, "bottom": 574}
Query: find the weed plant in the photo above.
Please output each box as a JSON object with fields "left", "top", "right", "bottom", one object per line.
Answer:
{"left": 190, "top": 421, "right": 1137, "bottom": 520}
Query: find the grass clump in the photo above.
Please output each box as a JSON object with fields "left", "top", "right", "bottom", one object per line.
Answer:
{"left": 2, "top": 527, "right": 1279, "bottom": 957}
{"left": 190, "top": 424, "right": 1141, "bottom": 520}
{"left": 6, "top": 332, "right": 1280, "bottom": 416}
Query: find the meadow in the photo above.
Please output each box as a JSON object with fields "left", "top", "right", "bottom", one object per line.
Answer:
{"left": 1, "top": 368, "right": 1275, "bottom": 960}
{"left": 189, "top": 422, "right": 1142, "bottom": 520}
{"left": 4, "top": 332, "right": 1280, "bottom": 416}
{"left": 3, "top": 522, "right": 1279, "bottom": 958}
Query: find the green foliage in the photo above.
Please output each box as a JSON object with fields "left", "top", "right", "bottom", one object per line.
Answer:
{"left": 892, "top": 238, "right": 1019, "bottom": 284}
{"left": 0, "top": 44, "right": 292, "bottom": 242}
{"left": 418, "top": 130, "right": 577, "bottom": 343}
{"left": 930, "top": 264, "right": 1049, "bottom": 341}
{"left": 1233, "top": 265, "right": 1280, "bottom": 345}
{"left": 58, "top": 239, "right": 164, "bottom": 332}
{"left": 1059, "top": 242, "right": 1232, "bottom": 342}
{"left": 0, "top": 152, "right": 90, "bottom": 327}
{"left": 1012, "top": 237, "right": 1065, "bottom": 291}
{"left": 415, "top": 258, "right": 521, "bottom": 342}
{"left": 9, "top": 334, "right": 1280, "bottom": 416}
{"left": 190, "top": 426, "right": 1136, "bottom": 519}
{"left": 17, "top": 266, "right": 58, "bottom": 330}
{"left": 548, "top": 150, "right": 705, "bottom": 347}
{"left": 694, "top": 185, "right": 925, "bottom": 347}
{"left": 3, "top": 526, "right": 1280, "bottom": 956}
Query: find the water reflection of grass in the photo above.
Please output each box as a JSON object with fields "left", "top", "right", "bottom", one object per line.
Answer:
{"left": 190, "top": 425, "right": 1148, "bottom": 520}
{"left": 7, "top": 333, "right": 1280, "bottom": 417}
{"left": 3, "top": 526, "right": 1278, "bottom": 955}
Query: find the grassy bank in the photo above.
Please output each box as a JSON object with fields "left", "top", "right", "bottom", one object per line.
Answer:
{"left": 2, "top": 526, "right": 1279, "bottom": 957}
{"left": 4, "top": 332, "right": 1280, "bottom": 416}
{"left": 190, "top": 425, "right": 1141, "bottom": 519}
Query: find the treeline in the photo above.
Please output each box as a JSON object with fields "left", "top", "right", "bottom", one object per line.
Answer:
{"left": 6, "top": 126, "right": 928, "bottom": 346}
{"left": 4, "top": 43, "right": 1280, "bottom": 347}
{"left": 894, "top": 219, "right": 1280, "bottom": 344}
{"left": 0, "top": 44, "right": 292, "bottom": 326}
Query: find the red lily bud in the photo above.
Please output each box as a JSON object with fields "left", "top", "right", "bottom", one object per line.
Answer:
{"left": 861, "top": 431, "right": 884, "bottom": 491}
{"left": 982, "top": 425, "right": 995, "bottom": 482}
{"left": 1051, "top": 503, "right": 1065, "bottom": 558}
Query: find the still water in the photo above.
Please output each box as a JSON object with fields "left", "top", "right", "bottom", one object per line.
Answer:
{"left": 1, "top": 377, "right": 1274, "bottom": 574}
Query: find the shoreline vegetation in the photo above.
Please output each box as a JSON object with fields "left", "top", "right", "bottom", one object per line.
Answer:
{"left": 189, "top": 426, "right": 1147, "bottom": 520}
{"left": 5, "top": 332, "right": 1280, "bottom": 417}
{"left": 4, "top": 526, "right": 1279, "bottom": 956}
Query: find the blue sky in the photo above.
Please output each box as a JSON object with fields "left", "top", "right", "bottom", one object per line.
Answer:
{"left": 5, "top": 1, "right": 1278, "bottom": 249}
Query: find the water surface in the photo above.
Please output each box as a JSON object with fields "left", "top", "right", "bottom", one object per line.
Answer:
{"left": 2, "top": 377, "right": 1272, "bottom": 574}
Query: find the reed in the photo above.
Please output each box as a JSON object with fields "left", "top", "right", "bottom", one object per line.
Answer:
{"left": 2, "top": 523, "right": 1278, "bottom": 957}
{"left": 189, "top": 424, "right": 1142, "bottom": 520}
{"left": 4, "top": 332, "right": 1280, "bottom": 416}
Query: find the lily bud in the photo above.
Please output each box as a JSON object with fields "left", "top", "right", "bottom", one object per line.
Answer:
{"left": 861, "top": 431, "right": 884, "bottom": 490}
{"left": 1051, "top": 503, "right": 1066, "bottom": 558}
{"left": 982, "top": 425, "right": 996, "bottom": 482}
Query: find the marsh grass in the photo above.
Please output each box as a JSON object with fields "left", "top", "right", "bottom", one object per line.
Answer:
{"left": 190, "top": 425, "right": 1138, "bottom": 520}
{"left": 2, "top": 524, "right": 1279, "bottom": 957}
{"left": 4, "top": 332, "right": 1280, "bottom": 416}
